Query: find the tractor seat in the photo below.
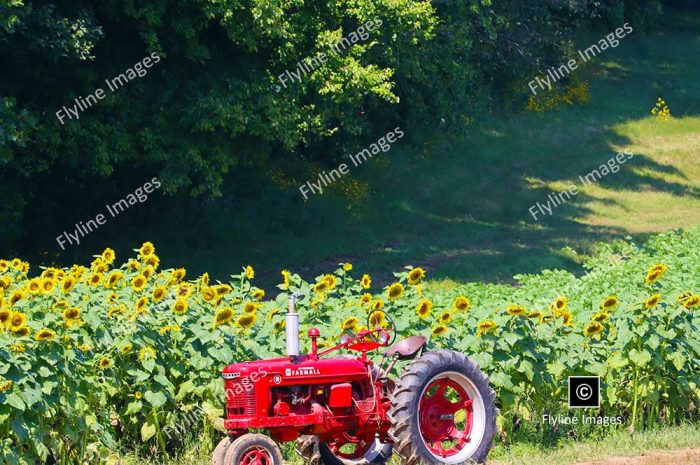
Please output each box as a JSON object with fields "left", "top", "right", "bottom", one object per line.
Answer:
{"left": 385, "top": 335, "right": 427, "bottom": 360}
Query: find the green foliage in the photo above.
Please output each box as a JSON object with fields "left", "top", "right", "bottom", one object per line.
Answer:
{"left": 0, "top": 0, "right": 665, "bottom": 249}
{"left": 1, "top": 228, "right": 698, "bottom": 464}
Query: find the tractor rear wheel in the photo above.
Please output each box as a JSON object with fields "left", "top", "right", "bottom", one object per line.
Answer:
{"left": 297, "top": 435, "right": 392, "bottom": 465}
{"left": 224, "top": 433, "right": 283, "bottom": 465}
{"left": 389, "top": 350, "right": 497, "bottom": 464}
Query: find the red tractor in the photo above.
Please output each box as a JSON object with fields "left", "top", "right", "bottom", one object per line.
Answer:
{"left": 212, "top": 293, "right": 497, "bottom": 465}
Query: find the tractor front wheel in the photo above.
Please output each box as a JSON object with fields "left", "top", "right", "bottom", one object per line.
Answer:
{"left": 212, "top": 436, "right": 234, "bottom": 465}
{"left": 389, "top": 350, "right": 497, "bottom": 464}
{"left": 223, "top": 433, "right": 283, "bottom": 465}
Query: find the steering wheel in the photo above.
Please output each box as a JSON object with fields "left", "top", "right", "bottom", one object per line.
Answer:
{"left": 366, "top": 309, "right": 397, "bottom": 346}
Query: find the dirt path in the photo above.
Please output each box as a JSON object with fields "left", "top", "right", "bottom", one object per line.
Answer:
{"left": 575, "top": 448, "right": 700, "bottom": 465}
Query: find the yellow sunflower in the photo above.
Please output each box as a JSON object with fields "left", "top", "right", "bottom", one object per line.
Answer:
{"left": 281, "top": 270, "right": 291, "bottom": 289}
{"left": 27, "top": 279, "right": 41, "bottom": 294}
{"left": 550, "top": 296, "right": 568, "bottom": 315}
{"left": 14, "top": 326, "right": 30, "bottom": 337}
{"left": 88, "top": 273, "right": 103, "bottom": 286}
{"left": 172, "top": 298, "right": 188, "bottom": 315}
{"left": 138, "top": 346, "right": 157, "bottom": 362}
{"left": 361, "top": 274, "right": 371, "bottom": 289}
{"left": 342, "top": 316, "right": 359, "bottom": 330}
{"left": 438, "top": 312, "right": 453, "bottom": 325}
{"left": 360, "top": 293, "right": 372, "bottom": 304}
{"left": 373, "top": 299, "right": 385, "bottom": 311}
{"left": 236, "top": 313, "right": 257, "bottom": 329}
{"left": 407, "top": 267, "right": 426, "bottom": 285}
{"left": 387, "top": 283, "right": 404, "bottom": 301}
{"left": 0, "top": 380, "right": 13, "bottom": 393}
{"left": 368, "top": 311, "right": 386, "bottom": 328}
{"left": 527, "top": 310, "right": 543, "bottom": 319}
{"left": 0, "top": 259, "right": 8, "bottom": 271}
{"left": 144, "top": 254, "right": 160, "bottom": 269}
{"left": 35, "top": 328, "right": 56, "bottom": 341}
{"left": 592, "top": 312, "right": 609, "bottom": 323}
{"left": 644, "top": 294, "right": 661, "bottom": 309}
{"left": 252, "top": 288, "right": 265, "bottom": 300}
{"left": 676, "top": 291, "right": 693, "bottom": 302}
{"left": 135, "top": 297, "right": 149, "bottom": 314}
{"left": 9, "top": 342, "right": 25, "bottom": 353}
{"left": 98, "top": 357, "right": 112, "bottom": 370}
{"left": 0, "top": 276, "right": 12, "bottom": 291}
{"left": 416, "top": 299, "right": 433, "bottom": 319}
{"left": 8, "top": 311, "right": 27, "bottom": 333}
{"left": 452, "top": 296, "right": 471, "bottom": 312}
{"left": 560, "top": 310, "right": 575, "bottom": 328}
{"left": 584, "top": 321, "right": 604, "bottom": 337}
{"left": 105, "top": 272, "right": 123, "bottom": 289}
{"left": 476, "top": 320, "right": 498, "bottom": 337}
{"left": 176, "top": 283, "right": 191, "bottom": 298}
{"left": 215, "top": 284, "right": 232, "bottom": 296}
{"left": 131, "top": 275, "right": 147, "bottom": 292}
{"left": 100, "top": 247, "right": 116, "bottom": 264}
{"left": 343, "top": 263, "right": 353, "bottom": 272}
{"left": 267, "top": 307, "right": 281, "bottom": 322}
{"left": 171, "top": 268, "right": 186, "bottom": 283}
{"left": 313, "top": 280, "right": 329, "bottom": 293}
{"left": 214, "top": 307, "right": 235, "bottom": 326}
{"left": 645, "top": 270, "right": 662, "bottom": 284}
{"left": 127, "top": 259, "right": 140, "bottom": 271}
{"left": 431, "top": 325, "right": 448, "bottom": 338}
{"left": 601, "top": 296, "right": 619, "bottom": 311}
{"left": 139, "top": 242, "right": 155, "bottom": 258}
{"left": 244, "top": 265, "right": 255, "bottom": 280}
{"left": 322, "top": 274, "right": 338, "bottom": 290}
{"left": 141, "top": 266, "right": 155, "bottom": 280}
{"left": 0, "top": 309, "right": 11, "bottom": 327}
{"left": 683, "top": 294, "right": 700, "bottom": 309}
{"left": 506, "top": 305, "right": 526, "bottom": 317}
{"left": 159, "top": 324, "right": 181, "bottom": 335}
{"left": 61, "top": 276, "right": 76, "bottom": 293}
{"left": 243, "top": 301, "right": 258, "bottom": 314}
{"left": 152, "top": 286, "right": 167, "bottom": 302}
{"left": 120, "top": 343, "right": 133, "bottom": 355}
{"left": 134, "top": 391, "right": 143, "bottom": 400}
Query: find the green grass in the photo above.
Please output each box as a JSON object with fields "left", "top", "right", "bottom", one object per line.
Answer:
{"left": 54, "top": 9, "right": 700, "bottom": 291}
{"left": 117, "top": 424, "right": 700, "bottom": 465}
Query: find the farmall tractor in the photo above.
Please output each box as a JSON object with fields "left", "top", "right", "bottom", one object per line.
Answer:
{"left": 212, "top": 293, "right": 497, "bottom": 465}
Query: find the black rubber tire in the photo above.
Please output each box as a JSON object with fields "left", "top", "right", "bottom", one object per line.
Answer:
{"left": 212, "top": 436, "right": 234, "bottom": 465}
{"left": 388, "top": 350, "right": 498, "bottom": 464}
{"left": 223, "top": 433, "right": 283, "bottom": 465}
{"left": 297, "top": 435, "right": 392, "bottom": 465}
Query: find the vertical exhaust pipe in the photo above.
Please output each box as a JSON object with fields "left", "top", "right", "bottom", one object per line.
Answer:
{"left": 286, "top": 292, "right": 303, "bottom": 357}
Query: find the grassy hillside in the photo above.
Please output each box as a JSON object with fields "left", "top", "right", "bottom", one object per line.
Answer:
{"left": 44, "top": 10, "right": 700, "bottom": 290}
{"left": 157, "top": 11, "right": 700, "bottom": 288}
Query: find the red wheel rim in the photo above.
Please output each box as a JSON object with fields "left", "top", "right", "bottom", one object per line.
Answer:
{"left": 240, "top": 446, "right": 273, "bottom": 465}
{"left": 418, "top": 376, "right": 473, "bottom": 458}
{"left": 327, "top": 432, "right": 373, "bottom": 460}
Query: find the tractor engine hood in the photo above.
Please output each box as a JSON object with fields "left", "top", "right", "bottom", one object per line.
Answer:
{"left": 222, "top": 356, "right": 369, "bottom": 386}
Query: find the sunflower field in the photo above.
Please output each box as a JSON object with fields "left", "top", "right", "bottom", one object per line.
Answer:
{"left": 1, "top": 229, "right": 700, "bottom": 464}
